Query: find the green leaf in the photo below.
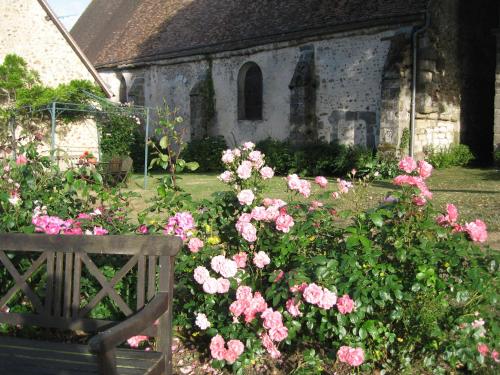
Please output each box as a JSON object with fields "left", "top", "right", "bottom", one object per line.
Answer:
{"left": 370, "top": 213, "right": 384, "bottom": 227}
{"left": 159, "top": 136, "right": 168, "bottom": 149}
{"left": 185, "top": 161, "right": 199, "bottom": 171}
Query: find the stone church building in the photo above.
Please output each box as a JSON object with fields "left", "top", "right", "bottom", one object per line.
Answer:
{"left": 72, "top": 0, "right": 499, "bottom": 162}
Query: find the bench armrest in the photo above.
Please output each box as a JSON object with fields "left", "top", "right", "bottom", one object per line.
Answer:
{"left": 89, "top": 291, "right": 168, "bottom": 354}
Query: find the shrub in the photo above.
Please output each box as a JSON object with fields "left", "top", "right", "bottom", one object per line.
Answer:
{"left": 181, "top": 136, "right": 228, "bottom": 172}
{"left": 424, "top": 144, "right": 475, "bottom": 168}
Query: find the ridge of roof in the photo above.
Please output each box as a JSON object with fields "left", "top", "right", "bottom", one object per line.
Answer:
{"left": 37, "top": 0, "right": 113, "bottom": 98}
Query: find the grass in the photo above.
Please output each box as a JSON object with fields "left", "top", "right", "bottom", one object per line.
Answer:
{"left": 125, "top": 167, "right": 500, "bottom": 247}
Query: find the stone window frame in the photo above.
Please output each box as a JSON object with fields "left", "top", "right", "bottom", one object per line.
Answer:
{"left": 237, "top": 62, "right": 263, "bottom": 121}
{"left": 118, "top": 74, "right": 127, "bottom": 104}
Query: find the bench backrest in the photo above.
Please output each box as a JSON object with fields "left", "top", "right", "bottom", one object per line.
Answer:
{"left": 0, "top": 234, "right": 182, "bottom": 339}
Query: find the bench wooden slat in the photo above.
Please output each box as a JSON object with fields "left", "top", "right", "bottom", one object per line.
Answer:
{"left": 0, "top": 234, "right": 182, "bottom": 256}
{"left": 54, "top": 251, "right": 64, "bottom": 317}
{"left": 137, "top": 255, "right": 146, "bottom": 310}
{"left": 46, "top": 251, "right": 55, "bottom": 315}
{"left": 147, "top": 256, "right": 157, "bottom": 301}
{"left": 72, "top": 252, "right": 82, "bottom": 317}
{"left": 64, "top": 252, "right": 74, "bottom": 318}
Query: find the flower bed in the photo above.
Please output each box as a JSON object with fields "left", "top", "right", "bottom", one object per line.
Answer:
{"left": 0, "top": 139, "right": 498, "bottom": 374}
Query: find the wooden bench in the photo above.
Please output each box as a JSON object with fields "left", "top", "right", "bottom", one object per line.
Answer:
{"left": 101, "top": 156, "right": 134, "bottom": 186}
{"left": 0, "top": 233, "right": 182, "bottom": 375}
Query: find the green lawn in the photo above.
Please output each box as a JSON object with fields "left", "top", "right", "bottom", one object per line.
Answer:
{"left": 126, "top": 167, "right": 500, "bottom": 247}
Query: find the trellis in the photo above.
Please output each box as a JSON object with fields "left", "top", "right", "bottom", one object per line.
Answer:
{"left": 9, "top": 92, "right": 153, "bottom": 188}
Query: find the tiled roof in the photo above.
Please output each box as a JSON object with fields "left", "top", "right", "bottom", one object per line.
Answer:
{"left": 72, "top": 0, "right": 428, "bottom": 68}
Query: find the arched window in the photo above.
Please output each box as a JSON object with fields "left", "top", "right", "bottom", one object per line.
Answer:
{"left": 238, "top": 62, "right": 263, "bottom": 120}
{"left": 118, "top": 74, "right": 127, "bottom": 104}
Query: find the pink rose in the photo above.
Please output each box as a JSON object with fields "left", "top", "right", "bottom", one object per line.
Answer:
{"left": 15, "top": 155, "right": 28, "bottom": 165}
{"left": 210, "top": 335, "right": 226, "bottom": 360}
{"left": 417, "top": 160, "right": 433, "bottom": 179}
{"left": 465, "top": 219, "right": 488, "bottom": 243}
{"left": 337, "top": 179, "right": 353, "bottom": 194}
{"left": 237, "top": 161, "right": 253, "bottom": 180}
{"left": 240, "top": 222, "right": 257, "bottom": 242}
{"left": 77, "top": 213, "right": 92, "bottom": 220}
{"left": 269, "top": 325, "right": 288, "bottom": 342}
{"left": 446, "top": 204, "right": 458, "bottom": 223}
{"left": 236, "top": 286, "right": 253, "bottom": 301}
{"left": 412, "top": 195, "right": 427, "bottom": 206}
{"left": 224, "top": 339, "right": 244, "bottom": 364}
{"left": 287, "top": 174, "right": 301, "bottom": 190}
{"left": 250, "top": 292, "right": 268, "bottom": 312}
{"left": 233, "top": 252, "right": 248, "bottom": 268}
{"left": 229, "top": 299, "right": 248, "bottom": 317}
{"left": 237, "top": 189, "right": 255, "bottom": 206}
{"left": 217, "top": 278, "right": 230, "bottom": 293}
{"left": 211, "top": 255, "right": 226, "bottom": 273}
{"left": 309, "top": 200, "right": 324, "bottom": 211}
{"left": 275, "top": 213, "right": 294, "bottom": 233}
{"left": 251, "top": 206, "right": 268, "bottom": 221}
{"left": 492, "top": 350, "right": 499, "bottom": 363}
{"left": 221, "top": 150, "right": 235, "bottom": 164}
{"left": 203, "top": 277, "right": 220, "bottom": 294}
{"left": 193, "top": 266, "right": 210, "bottom": 284}
{"left": 260, "top": 333, "right": 281, "bottom": 359}
{"left": 262, "top": 308, "right": 283, "bottom": 330}
{"left": 298, "top": 180, "right": 311, "bottom": 197}
{"left": 219, "top": 259, "right": 238, "bottom": 278}
{"left": 45, "top": 223, "right": 61, "bottom": 235}
{"left": 253, "top": 251, "right": 270, "bottom": 269}
{"left": 399, "top": 156, "right": 417, "bottom": 173}
{"left": 93, "top": 226, "right": 108, "bottom": 236}
{"left": 242, "top": 142, "right": 255, "bottom": 150}
{"left": 137, "top": 224, "right": 149, "bottom": 234}
{"left": 188, "top": 237, "right": 204, "bottom": 253}
{"left": 317, "top": 288, "right": 337, "bottom": 310}
{"left": 286, "top": 299, "right": 302, "bottom": 317}
{"left": 127, "top": 335, "right": 148, "bottom": 348}
{"left": 248, "top": 151, "right": 264, "bottom": 168}
{"left": 337, "top": 346, "right": 364, "bottom": 367}
{"left": 337, "top": 294, "right": 355, "bottom": 314}
{"left": 477, "top": 343, "right": 489, "bottom": 356}
{"left": 260, "top": 166, "right": 274, "bottom": 179}
{"left": 303, "top": 283, "right": 323, "bottom": 305}
{"left": 314, "top": 176, "right": 328, "bottom": 188}
{"left": 265, "top": 206, "right": 280, "bottom": 221}
{"left": 290, "top": 282, "right": 308, "bottom": 293}
{"left": 218, "top": 170, "right": 233, "bottom": 183}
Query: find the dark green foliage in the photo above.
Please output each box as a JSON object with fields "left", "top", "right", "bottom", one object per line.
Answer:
{"left": 180, "top": 136, "right": 228, "bottom": 172}
{"left": 256, "top": 139, "right": 374, "bottom": 177}
{"left": 424, "top": 144, "right": 475, "bottom": 168}
{"left": 99, "top": 114, "right": 139, "bottom": 160}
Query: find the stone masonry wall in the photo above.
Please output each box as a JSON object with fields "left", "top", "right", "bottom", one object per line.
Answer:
{"left": 1, "top": 0, "right": 100, "bottom": 164}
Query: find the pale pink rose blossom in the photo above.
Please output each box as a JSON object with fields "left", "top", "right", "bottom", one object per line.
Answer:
{"left": 137, "top": 224, "right": 148, "bottom": 234}
{"left": 188, "top": 237, "right": 204, "bottom": 253}
{"left": 286, "top": 299, "right": 302, "bottom": 317}
{"left": 193, "top": 266, "right": 210, "bottom": 284}
{"left": 477, "top": 343, "right": 489, "bottom": 356}
{"left": 337, "top": 294, "right": 355, "bottom": 314}
{"left": 195, "top": 313, "right": 211, "bottom": 330}
{"left": 317, "top": 288, "right": 337, "bottom": 310}
{"left": 262, "top": 308, "right": 283, "bottom": 330}
{"left": 251, "top": 206, "right": 268, "bottom": 221}
{"left": 248, "top": 151, "right": 264, "bottom": 167}
{"left": 253, "top": 251, "right": 270, "bottom": 268}
{"left": 242, "top": 142, "right": 255, "bottom": 150}
{"left": 224, "top": 340, "right": 244, "bottom": 364}
{"left": 298, "top": 180, "right": 311, "bottom": 197}
{"left": 210, "top": 335, "right": 226, "bottom": 360}
{"left": 287, "top": 174, "right": 302, "bottom": 190}
{"left": 269, "top": 325, "right": 288, "bottom": 342}
{"left": 217, "top": 278, "right": 230, "bottom": 293}
{"left": 465, "top": 219, "right": 488, "bottom": 243}
{"left": 237, "top": 189, "right": 255, "bottom": 206}
{"left": 203, "top": 277, "right": 220, "bottom": 294}
{"left": 417, "top": 160, "right": 433, "bottom": 179}
{"left": 15, "top": 155, "right": 28, "bottom": 165}
{"left": 237, "top": 161, "right": 253, "bottom": 179}
{"left": 412, "top": 195, "right": 427, "bottom": 206}
{"left": 275, "top": 213, "right": 294, "bottom": 233}
{"left": 446, "top": 204, "right": 458, "bottom": 223}
{"left": 229, "top": 299, "right": 248, "bottom": 317}
{"left": 337, "top": 346, "right": 365, "bottom": 367}
{"left": 471, "top": 319, "right": 485, "bottom": 328}
{"left": 240, "top": 222, "right": 257, "bottom": 242}
{"left": 233, "top": 252, "right": 248, "bottom": 268}
{"left": 236, "top": 286, "right": 253, "bottom": 301}
{"left": 260, "top": 166, "right": 274, "bottom": 179}
{"left": 314, "top": 176, "right": 328, "bottom": 188}
{"left": 399, "top": 156, "right": 417, "bottom": 173}
{"left": 261, "top": 332, "right": 281, "bottom": 358}
{"left": 219, "top": 259, "right": 238, "bottom": 278}
{"left": 211, "top": 255, "right": 227, "bottom": 273}
{"left": 303, "top": 283, "right": 323, "bottom": 305}
{"left": 127, "top": 335, "right": 148, "bottom": 348}
{"left": 337, "top": 179, "right": 353, "bottom": 194}
{"left": 232, "top": 148, "right": 241, "bottom": 157}
{"left": 265, "top": 206, "right": 280, "bottom": 221}
{"left": 250, "top": 292, "right": 268, "bottom": 312}
{"left": 218, "top": 170, "right": 233, "bottom": 183}
{"left": 492, "top": 350, "right": 499, "bottom": 363}
{"left": 290, "top": 282, "right": 308, "bottom": 293}
{"left": 221, "top": 150, "right": 235, "bottom": 164}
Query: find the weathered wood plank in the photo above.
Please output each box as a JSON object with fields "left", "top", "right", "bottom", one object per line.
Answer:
{"left": 54, "top": 251, "right": 64, "bottom": 317}
{"left": 45, "top": 251, "right": 55, "bottom": 315}
{"left": 0, "top": 251, "right": 46, "bottom": 314}
{"left": 137, "top": 256, "right": 146, "bottom": 310}
{"left": 157, "top": 256, "right": 175, "bottom": 374}
{"left": 0, "top": 234, "right": 182, "bottom": 256}
{"left": 147, "top": 256, "right": 157, "bottom": 301}
{"left": 72, "top": 252, "right": 82, "bottom": 317}
{"left": 64, "top": 252, "right": 74, "bottom": 318}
